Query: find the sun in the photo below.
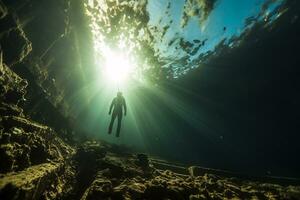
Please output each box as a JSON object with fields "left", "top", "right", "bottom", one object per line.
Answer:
{"left": 103, "top": 50, "right": 133, "bottom": 84}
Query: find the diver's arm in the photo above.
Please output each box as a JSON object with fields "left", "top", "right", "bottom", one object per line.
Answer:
{"left": 109, "top": 99, "right": 114, "bottom": 115}
{"left": 123, "top": 98, "right": 127, "bottom": 116}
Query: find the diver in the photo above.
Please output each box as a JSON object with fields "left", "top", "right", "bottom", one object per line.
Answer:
{"left": 108, "top": 91, "right": 127, "bottom": 137}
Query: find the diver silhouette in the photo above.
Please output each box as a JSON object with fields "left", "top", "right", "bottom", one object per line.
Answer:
{"left": 108, "top": 91, "right": 127, "bottom": 137}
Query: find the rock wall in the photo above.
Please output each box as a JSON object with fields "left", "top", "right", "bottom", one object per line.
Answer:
{"left": 0, "top": 44, "right": 76, "bottom": 199}
{"left": 0, "top": 0, "right": 94, "bottom": 138}
{"left": 0, "top": 0, "right": 78, "bottom": 199}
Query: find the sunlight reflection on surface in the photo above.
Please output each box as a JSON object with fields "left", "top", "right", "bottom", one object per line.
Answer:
{"left": 102, "top": 48, "right": 133, "bottom": 84}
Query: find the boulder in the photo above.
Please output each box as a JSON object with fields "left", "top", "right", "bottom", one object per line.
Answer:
{"left": 0, "top": 162, "right": 75, "bottom": 200}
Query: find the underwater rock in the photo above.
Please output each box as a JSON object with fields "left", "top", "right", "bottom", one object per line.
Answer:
{"left": 0, "top": 0, "right": 86, "bottom": 137}
{"left": 0, "top": 13, "right": 15, "bottom": 33}
{"left": 0, "top": 111, "right": 76, "bottom": 199}
{"left": 0, "top": 59, "right": 27, "bottom": 105}
{"left": 1, "top": 125, "right": 300, "bottom": 200}
{"left": 0, "top": 116, "right": 75, "bottom": 173}
{"left": 0, "top": 103, "right": 24, "bottom": 118}
{"left": 0, "top": 162, "right": 75, "bottom": 200}
{"left": 0, "top": 117, "right": 74, "bottom": 172}
{"left": 136, "top": 153, "right": 149, "bottom": 168}
{"left": 74, "top": 140, "right": 107, "bottom": 180}
{"left": 0, "top": 1, "right": 7, "bottom": 19}
{"left": 189, "top": 166, "right": 227, "bottom": 177}
{"left": 81, "top": 173, "right": 113, "bottom": 200}
{"left": 76, "top": 148, "right": 300, "bottom": 200}
{"left": 0, "top": 25, "right": 32, "bottom": 66}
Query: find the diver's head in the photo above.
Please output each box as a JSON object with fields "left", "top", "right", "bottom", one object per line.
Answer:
{"left": 117, "top": 91, "right": 122, "bottom": 97}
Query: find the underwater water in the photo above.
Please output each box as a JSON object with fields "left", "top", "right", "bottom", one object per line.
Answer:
{"left": 1, "top": 0, "right": 300, "bottom": 199}
{"left": 77, "top": 0, "right": 300, "bottom": 178}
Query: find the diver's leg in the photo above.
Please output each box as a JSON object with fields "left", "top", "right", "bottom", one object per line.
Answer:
{"left": 116, "top": 113, "right": 123, "bottom": 137}
{"left": 108, "top": 112, "right": 117, "bottom": 134}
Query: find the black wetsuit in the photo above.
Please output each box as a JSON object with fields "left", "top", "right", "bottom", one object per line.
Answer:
{"left": 108, "top": 96, "right": 127, "bottom": 137}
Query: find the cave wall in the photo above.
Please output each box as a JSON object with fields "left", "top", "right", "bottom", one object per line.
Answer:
{"left": 0, "top": 0, "right": 95, "bottom": 139}
{"left": 0, "top": 1, "right": 83, "bottom": 198}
